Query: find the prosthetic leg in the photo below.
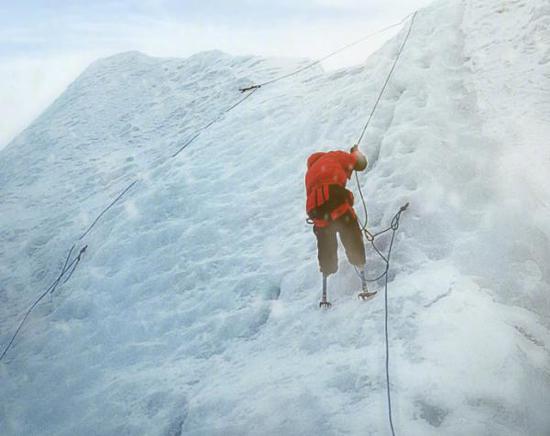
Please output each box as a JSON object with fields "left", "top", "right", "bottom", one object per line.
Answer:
{"left": 319, "top": 274, "right": 332, "bottom": 309}
{"left": 357, "top": 267, "right": 377, "bottom": 301}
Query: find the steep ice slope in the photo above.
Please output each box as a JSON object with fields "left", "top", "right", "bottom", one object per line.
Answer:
{"left": 1, "top": 0, "right": 549, "bottom": 435}
{"left": 462, "top": 0, "right": 550, "bottom": 312}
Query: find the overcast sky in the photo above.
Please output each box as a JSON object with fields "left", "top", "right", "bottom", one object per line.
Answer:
{"left": 0, "top": 0, "right": 432, "bottom": 148}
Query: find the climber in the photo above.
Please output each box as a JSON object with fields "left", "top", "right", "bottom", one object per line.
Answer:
{"left": 305, "top": 144, "right": 374, "bottom": 307}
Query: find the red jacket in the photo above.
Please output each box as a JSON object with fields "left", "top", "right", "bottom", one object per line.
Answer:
{"left": 305, "top": 151, "right": 357, "bottom": 227}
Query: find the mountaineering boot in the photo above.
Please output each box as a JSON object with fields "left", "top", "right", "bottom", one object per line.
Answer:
{"left": 319, "top": 274, "right": 332, "bottom": 309}
{"left": 357, "top": 267, "right": 377, "bottom": 301}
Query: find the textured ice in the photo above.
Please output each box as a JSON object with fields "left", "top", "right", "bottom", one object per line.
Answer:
{"left": 1, "top": 0, "right": 550, "bottom": 434}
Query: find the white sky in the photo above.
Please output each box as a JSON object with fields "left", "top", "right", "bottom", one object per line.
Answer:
{"left": 0, "top": 0, "right": 432, "bottom": 148}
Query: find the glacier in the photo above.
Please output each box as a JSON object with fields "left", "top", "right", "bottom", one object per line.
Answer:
{"left": 1, "top": 0, "right": 549, "bottom": 435}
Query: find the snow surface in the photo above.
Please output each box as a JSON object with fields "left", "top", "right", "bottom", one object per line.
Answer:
{"left": 1, "top": 0, "right": 550, "bottom": 434}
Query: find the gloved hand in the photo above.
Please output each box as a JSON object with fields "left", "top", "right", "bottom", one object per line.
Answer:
{"left": 350, "top": 144, "right": 368, "bottom": 171}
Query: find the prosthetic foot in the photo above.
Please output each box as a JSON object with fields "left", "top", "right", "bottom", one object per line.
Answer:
{"left": 357, "top": 268, "right": 377, "bottom": 301}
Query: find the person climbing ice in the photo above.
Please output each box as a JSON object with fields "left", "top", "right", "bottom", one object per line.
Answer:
{"left": 305, "top": 144, "right": 376, "bottom": 308}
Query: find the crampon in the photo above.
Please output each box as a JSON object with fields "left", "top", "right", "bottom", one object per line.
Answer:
{"left": 358, "top": 290, "right": 378, "bottom": 301}
{"left": 319, "top": 299, "right": 332, "bottom": 309}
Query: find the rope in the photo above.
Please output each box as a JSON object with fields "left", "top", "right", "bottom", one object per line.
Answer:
{"left": 381, "top": 203, "right": 407, "bottom": 436}
{"left": 172, "top": 87, "right": 259, "bottom": 158}
{"left": 353, "top": 203, "right": 407, "bottom": 436}
{"left": 1, "top": 67, "right": 254, "bottom": 362}
{"left": 384, "top": 227, "right": 398, "bottom": 436}
{"left": 170, "top": 15, "right": 414, "bottom": 158}
{"left": 348, "top": 12, "right": 416, "bottom": 436}
{"left": 0, "top": 245, "right": 87, "bottom": 361}
{"left": 240, "top": 12, "right": 415, "bottom": 92}
{"left": 354, "top": 171, "right": 372, "bottom": 236}
{"left": 356, "top": 12, "right": 417, "bottom": 146}
{"left": 352, "top": 12, "right": 416, "bottom": 244}
{"left": 0, "top": 179, "right": 136, "bottom": 361}
{"left": 1, "top": 8, "right": 416, "bottom": 370}
{"left": 79, "top": 180, "right": 138, "bottom": 240}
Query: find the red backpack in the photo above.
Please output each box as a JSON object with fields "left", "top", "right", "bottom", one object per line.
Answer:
{"left": 305, "top": 151, "right": 357, "bottom": 226}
